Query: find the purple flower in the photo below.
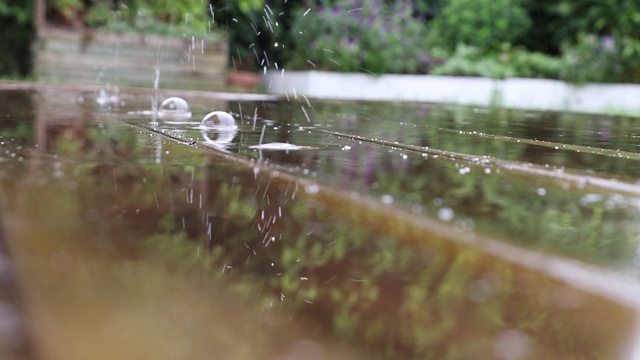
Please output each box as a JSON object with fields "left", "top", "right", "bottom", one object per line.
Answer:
{"left": 601, "top": 36, "right": 615, "bottom": 50}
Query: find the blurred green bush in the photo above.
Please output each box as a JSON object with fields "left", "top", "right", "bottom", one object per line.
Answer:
{"left": 428, "top": 0, "right": 530, "bottom": 53}
{"left": 7, "top": 0, "right": 640, "bottom": 82}
{"left": 283, "top": 0, "right": 640, "bottom": 83}
{"left": 0, "top": 0, "right": 33, "bottom": 77}
{"left": 286, "top": 0, "right": 429, "bottom": 74}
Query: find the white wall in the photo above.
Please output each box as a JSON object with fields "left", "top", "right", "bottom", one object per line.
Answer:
{"left": 262, "top": 71, "right": 640, "bottom": 115}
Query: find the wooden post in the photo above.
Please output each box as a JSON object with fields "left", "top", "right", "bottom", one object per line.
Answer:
{"left": 33, "top": 0, "right": 45, "bottom": 38}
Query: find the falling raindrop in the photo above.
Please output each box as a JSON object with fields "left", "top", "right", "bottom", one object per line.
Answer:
{"left": 158, "top": 97, "right": 192, "bottom": 119}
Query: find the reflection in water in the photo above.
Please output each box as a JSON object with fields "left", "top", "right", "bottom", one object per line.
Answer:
{"left": 201, "top": 128, "right": 237, "bottom": 149}
{"left": 0, "top": 87, "right": 640, "bottom": 359}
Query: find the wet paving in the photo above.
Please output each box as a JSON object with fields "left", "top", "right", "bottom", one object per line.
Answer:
{"left": 1, "top": 84, "right": 640, "bottom": 359}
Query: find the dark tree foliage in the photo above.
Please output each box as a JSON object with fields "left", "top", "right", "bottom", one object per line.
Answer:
{"left": 0, "top": 0, "right": 34, "bottom": 77}
{"left": 519, "top": 0, "right": 640, "bottom": 55}
{"left": 210, "top": 0, "right": 303, "bottom": 70}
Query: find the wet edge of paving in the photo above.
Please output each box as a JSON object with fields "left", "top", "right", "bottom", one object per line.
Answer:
{"left": 0, "top": 214, "right": 35, "bottom": 360}
{"left": 0, "top": 81, "right": 282, "bottom": 102}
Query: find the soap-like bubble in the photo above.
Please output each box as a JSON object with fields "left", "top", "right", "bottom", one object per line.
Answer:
{"left": 200, "top": 111, "right": 237, "bottom": 129}
{"left": 158, "top": 97, "right": 191, "bottom": 119}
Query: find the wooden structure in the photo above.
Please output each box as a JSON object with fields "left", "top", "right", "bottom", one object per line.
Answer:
{"left": 32, "top": 0, "right": 228, "bottom": 90}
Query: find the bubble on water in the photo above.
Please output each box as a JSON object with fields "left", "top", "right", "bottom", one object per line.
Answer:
{"left": 438, "top": 207, "right": 454, "bottom": 222}
{"left": 493, "top": 329, "right": 531, "bottom": 360}
{"left": 200, "top": 111, "right": 237, "bottom": 129}
{"left": 158, "top": 97, "right": 191, "bottom": 119}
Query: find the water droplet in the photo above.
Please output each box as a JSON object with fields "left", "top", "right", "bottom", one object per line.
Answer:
{"left": 381, "top": 194, "right": 393, "bottom": 204}
{"left": 304, "top": 183, "right": 319, "bottom": 194}
{"left": 158, "top": 97, "right": 191, "bottom": 119}
{"left": 438, "top": 207, "right": 454, "bottom": 222}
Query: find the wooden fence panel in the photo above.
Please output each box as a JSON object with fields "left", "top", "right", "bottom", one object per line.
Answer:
{"left": 34, "top": 28, "right": 228, "bottom": 90}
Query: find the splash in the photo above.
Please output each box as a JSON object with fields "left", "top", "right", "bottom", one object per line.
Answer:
{"left": 249, "top": 142, "right": 314, "bottom": 150}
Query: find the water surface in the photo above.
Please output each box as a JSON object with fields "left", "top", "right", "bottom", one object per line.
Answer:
{"left": 1, "top": 85, "right": 640, "bottom": 359}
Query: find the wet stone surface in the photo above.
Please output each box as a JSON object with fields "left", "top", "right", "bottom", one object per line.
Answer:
{"left": 0, "top": 86, "right": 640, "bottom": 359}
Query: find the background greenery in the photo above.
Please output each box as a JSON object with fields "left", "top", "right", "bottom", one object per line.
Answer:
{"left": 1, "top": 0, "right": 639, "bottom": 82}
{"left": 0, "top": 0, "right": 34, "bottom": 77}
{"left": 208, "top": 0, "right": 640, "bottom": 82}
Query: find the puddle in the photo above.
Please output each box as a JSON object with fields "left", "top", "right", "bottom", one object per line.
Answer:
{"left": 1, "top": 86, "right": 640, "bottom": 359}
